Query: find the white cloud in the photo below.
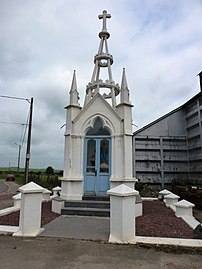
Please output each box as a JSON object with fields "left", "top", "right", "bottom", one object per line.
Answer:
{"left": 0, "top": 0, "right": 202, "bottom": 169}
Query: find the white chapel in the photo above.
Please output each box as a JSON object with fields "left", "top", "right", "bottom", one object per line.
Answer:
{"left": 60, "top": 10, "right": 137, "bottom": 200}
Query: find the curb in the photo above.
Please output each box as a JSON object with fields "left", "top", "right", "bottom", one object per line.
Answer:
{"left": 136, "top": 236, "right": 202, "bottom": 248}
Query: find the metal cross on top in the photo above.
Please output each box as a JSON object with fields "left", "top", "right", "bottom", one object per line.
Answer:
{"left": 98, "top": 10, "right": 111, "bottom": 31}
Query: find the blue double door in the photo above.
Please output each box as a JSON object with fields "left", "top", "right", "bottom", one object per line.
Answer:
{"left": 84, "top": 137, "right": 111, "bottom": 196}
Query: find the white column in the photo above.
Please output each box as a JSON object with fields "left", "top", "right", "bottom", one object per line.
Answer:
{"left": 13, "top": 182, "right": 44, "bottom": 237}
{"left": 107, "top": 184, "right": 139, "bottom": 244}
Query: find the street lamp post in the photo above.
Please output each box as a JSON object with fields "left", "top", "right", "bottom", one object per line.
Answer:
{"left": 15, "top": 143, "right": 21, "bottom": 175}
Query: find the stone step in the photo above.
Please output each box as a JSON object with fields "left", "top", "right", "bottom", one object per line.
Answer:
{"left": 64, "top": 200, "right": 110, "bottom": 209}
{"left": 61, "top": 207, "right": 110, "bottom": 217}
{"left": 82, "top": 196, "right": 110, "bottom": 201}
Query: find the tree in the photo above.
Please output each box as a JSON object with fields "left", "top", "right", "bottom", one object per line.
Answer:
{"left": 46, "top": 166, "right": 54, "bottom": 175}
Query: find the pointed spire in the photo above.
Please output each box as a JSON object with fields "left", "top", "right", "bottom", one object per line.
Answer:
{"left": 69, "top": 70, "right": 79, "bottom": 106}
{"left": 84, "top": 10, "right": 120, "bottom": 108}
{"left": 120, "top": 68, "right": 130, "bottom": 103}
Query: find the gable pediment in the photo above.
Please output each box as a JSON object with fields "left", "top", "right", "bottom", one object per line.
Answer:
{"left": 71, "top": 93, "right": 122, "bottom": 135}
{"left": 73, "top": 93, "right": 121, "bottom": 123}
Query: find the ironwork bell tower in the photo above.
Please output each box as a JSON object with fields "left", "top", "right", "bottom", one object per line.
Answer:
{"left": 84, "top": 10, "right": 120, "bottom": 108}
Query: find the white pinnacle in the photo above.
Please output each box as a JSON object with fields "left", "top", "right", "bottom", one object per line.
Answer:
{"left": 120, "top": 68, "right": 130, "bottom": 103}
{"left": 69, "top": 70, "right": 79, "bottom": 105}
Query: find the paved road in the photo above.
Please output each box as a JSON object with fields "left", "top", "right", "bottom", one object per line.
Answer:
{"left": 0, "top": 236, "right": 201, "bottom": 269}
{"left": 0, "top": 180, "right": 20, "bottom": 195}
{"left": 0, "top": 180, "right": 20, "bottom": 209}
{"left": 0, "top": 180, "right": 9, "bottom": 194}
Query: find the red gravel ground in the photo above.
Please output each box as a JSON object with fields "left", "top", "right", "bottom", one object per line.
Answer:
{"left": 136, "top": 201, "right": 194, "bottom": 238}
{"left": 0, "top": 200, "right": 194, "bottom": 239}
{"left": 0, "top": 201, "right": 59, "bottom": 227}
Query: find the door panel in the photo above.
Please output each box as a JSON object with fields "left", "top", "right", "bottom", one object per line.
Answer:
{"left": 84, "top": 137, "right": 110, "bottom": 196}
{"left": 86, "top": 139, "right": 96, "bottom": 173}
{"left": 85, "top": 139, "right": 96, "bottom": 195}
{"left": 99, "top": 139, "right": 109, "bottom": 173}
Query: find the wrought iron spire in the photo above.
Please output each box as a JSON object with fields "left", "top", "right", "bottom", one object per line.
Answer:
{"left": 85, "top": 10, "right": 120, "bottom": 108}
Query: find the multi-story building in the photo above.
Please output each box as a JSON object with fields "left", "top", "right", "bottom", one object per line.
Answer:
{"left": 133, "top": 73, "right": 202, "bottom": 188}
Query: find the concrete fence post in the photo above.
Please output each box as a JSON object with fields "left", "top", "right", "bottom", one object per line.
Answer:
{"left": 42, "top": 189, "right": 51, "bottom": 201}
{"left": 12, "top": 193, "right": 21, "bottom": 208}
{"left": 107, "top": 184, "right": 139, "bottom": 244}
{"left": 13, "top": 181, "right": 44, "bottom": 237}
{"left": 174, "top": 199, "right": 200, "bottom": 229}
{"left": 174, "top": 199, "right": 195, "bottom": 218}
{"left": 164, "top": 193, "right": 180, "bottom": 211}
{"left": 52, "top": 186, "right": 61, "bottom": 197}
{"left": 158, "top": 189, "right": 171, "bottom": 200}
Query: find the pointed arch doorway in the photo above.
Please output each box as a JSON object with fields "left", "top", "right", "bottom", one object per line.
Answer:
{"left": 84, "top": 118, "right": 111, "bottom": 196}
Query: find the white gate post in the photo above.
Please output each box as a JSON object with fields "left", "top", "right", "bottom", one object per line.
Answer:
{"left": 13, "top": 182, "right": 44, "bottom": 237}
{"left": 107, "top": 184, "right": 139, "bottom": 244}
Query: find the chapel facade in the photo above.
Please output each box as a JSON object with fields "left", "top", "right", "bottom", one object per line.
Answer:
{"left": 60, "top": 10, "right": 136, "bottom": 200}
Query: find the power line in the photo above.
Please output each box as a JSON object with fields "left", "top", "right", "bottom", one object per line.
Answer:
{"left": 0, "top": 94, "right": 30, "bottom": 103}
{"left": 21, "top": 112, "right": 29, "bottom": 148}
{"left": 0, "top": 121, "right": 27, "bottom": 126}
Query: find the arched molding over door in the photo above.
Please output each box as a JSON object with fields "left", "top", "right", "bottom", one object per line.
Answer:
{"left": 86, "top": 117, "right": 110, "bottom": 136}
{"left": 82, "top": 114, "right": 115, "bottom": 137}
{"left": 84, "top": 116, "right": 111, "bottom": 196}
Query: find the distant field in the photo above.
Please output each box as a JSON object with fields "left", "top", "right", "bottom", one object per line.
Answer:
{"left": 0, "top": 167, "right": 62, "bottom": 173}
{"left": 0, "top": 167, "right": 62, "bottom": 188}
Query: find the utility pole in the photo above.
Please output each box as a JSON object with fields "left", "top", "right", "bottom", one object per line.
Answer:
{"left": 15, "top": 143, "right": 21, "bottom": 175}
{"left": 24, "top": 97, "right": 33, "bottom": 183}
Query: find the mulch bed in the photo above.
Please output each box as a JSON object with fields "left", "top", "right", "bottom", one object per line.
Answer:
{"left": 0, "top": 200, "right": 195, "bottom": 239}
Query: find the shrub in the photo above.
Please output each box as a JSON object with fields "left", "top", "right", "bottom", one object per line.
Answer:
{"left": 46, "top": 166, "right": 54, "bottom": 175}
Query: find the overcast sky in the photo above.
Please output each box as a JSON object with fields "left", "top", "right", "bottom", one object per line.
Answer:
{"left": 0, "top": 0, "right": 202, "bottom": 170}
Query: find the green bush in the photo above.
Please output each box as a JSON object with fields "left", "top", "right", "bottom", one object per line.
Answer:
{"left": 136, "top": 181, "right": 160, "bottom": 197}
{"left": 28, "top": 173, "right": 60, "bottom": 189}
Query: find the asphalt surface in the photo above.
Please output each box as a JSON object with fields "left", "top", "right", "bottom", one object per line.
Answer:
{"left": 0, "top": 180, "right": 9, "bottom": 193}
{"left": 0, "top": 236, "right": 201, "bottom": 269}
{"left": 0, "top": 180, "right": 20, "bottom": 209}
{"left": 0, "top": 180, "right": 20, "bottom": 195}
